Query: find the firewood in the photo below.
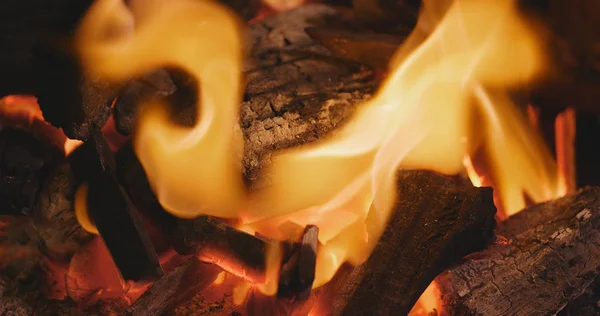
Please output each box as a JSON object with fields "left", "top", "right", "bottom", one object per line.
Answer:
{"left": 241, "top": 4, "right": 377, "bottom": 183}
{"left": 115, "top": 141, "right": 179, "bottom": 236}
{"left": 310, "top": 170, "right": 497, "bottom": 316}
{"left": 277, "top": 225, "right": 319, "bottom": 302}
{"left": 68, "top": 128, "right": 162, "bottom": 281}
{"left": 124, "top": 257, "right": 222, "bottom": 316}
{"left": 172, "top": 216, "right": 272, "bottom": 284}
{"left": 437, "top": 187, "right": 600, "bottom": 315}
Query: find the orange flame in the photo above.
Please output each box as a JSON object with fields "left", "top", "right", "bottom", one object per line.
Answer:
{"left": 76, "top": 0, "right": 565, "bottom": 293}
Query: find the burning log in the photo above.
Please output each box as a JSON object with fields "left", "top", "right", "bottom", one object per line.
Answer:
{"left": 68, "top": 128, "right": 162, "bottom": 281}
{"left": 277, "top": 225, "right": 319, "bottom": 302}
{"left": 115, "top": 141, "right": 179, "bottom": 236}
{"left": 437, "top": 187, "right": 600, "bottom": 315}
{"left": 125, "top": 257, "right": 222, "bottom": 316}
{"left": 172, "top": 216, "right": 272, "bottom": 284}
{"left": 241, "top": 4, "right": 377, "bottom": 182}
{"left": 168, "top": 170, "right": 496, "bottom": 315}
{"left": 312, "top": 170, "right": 497, "bottom": 316}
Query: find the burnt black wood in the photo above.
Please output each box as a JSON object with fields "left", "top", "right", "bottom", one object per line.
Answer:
{"left": 439, "top": 187, "right": 600, "bottom": 315}
{"left": 115, "top": 141, "right": 178, "bottom": 235}
{"left": 68, "top": 128, "right": 162, "bottom": 281}
{"left": 173, "top": 216, "right": 271, "bottom": 284}
{"left": 325, "top": 170, "right": 497, "bottom": 316}
{"left": 277, "top": 225, "right": 319, "bottom": 302}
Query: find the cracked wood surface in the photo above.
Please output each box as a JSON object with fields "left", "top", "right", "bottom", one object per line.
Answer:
{"left": 323, "top": 170, "right": 496, "bottom": 316}
{"left": 437, "top": 187, "right": 600, "bottom": 316}
{"left": 240, "top": 4, "right": 377, "bottom": 183}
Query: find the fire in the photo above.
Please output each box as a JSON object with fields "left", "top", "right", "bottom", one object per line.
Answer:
{"left": 76, "top": 0, "right": 564, "bottom": 297}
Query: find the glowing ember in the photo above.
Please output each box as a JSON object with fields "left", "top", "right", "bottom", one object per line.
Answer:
{"left": 75, "top": 0, "right": 565, "bottom": 296}
{"left": 0, "top": 95, "right": 82, "bottom": 155}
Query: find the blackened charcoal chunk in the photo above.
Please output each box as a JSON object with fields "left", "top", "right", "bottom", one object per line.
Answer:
{"left": 0, "top": 129, "right": 60, "bottom": 216}
{"left": 34, "top": 43, "right": 116, "bottom": 140}
{"left": 113, "top": 69, "right": 177, "bottom": 135}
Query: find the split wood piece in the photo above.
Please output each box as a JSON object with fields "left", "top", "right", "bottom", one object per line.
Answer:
{"left": 173, "top": 216, "right": 272, "bottom": 284}
{"left": 125, "top": 257, "right": 222, "bottom": 316}
{"left": 68, "top": 128, "right": 162, "bottom": 281}
{"left": 437, "top": 187, "right": 600, "bottom": 315}
{"left": 315, "top": 170, "right": 497, "bottom": 316}
{"left": 0, "top": 128, "right": 60, "bottom": 216}
{"left": 115, "top": 141, "right": 179, "bottom": 236}
{"left": 278, "top": 225, "right": 319, "bottom": 302}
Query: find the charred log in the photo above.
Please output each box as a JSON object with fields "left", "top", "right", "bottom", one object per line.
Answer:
{"left": 68, "top": 128, "right": 162, "bottom": 281}
{"left": 437, "top": 187, "right": 600, "bottom": 315}
{"left": 241, "top": 4, "right": 377, "bottom": 183}
{"left": 277, "top": 225, "right": 319, "bottom": 302}
{"left": 172, "top": 216, "right": 272, "bottom": 284}
{"left": 115, "top": 141, "right": 179, "bottom": 237}
{"left": 315, "top": 170, "right": 497, "bottom": 316}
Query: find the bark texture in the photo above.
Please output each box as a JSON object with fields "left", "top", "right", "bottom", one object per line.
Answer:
{"left": 437, "top": 187, "right": 600, "bottom": 316}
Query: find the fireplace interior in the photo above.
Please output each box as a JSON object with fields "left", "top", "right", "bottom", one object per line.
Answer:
{"left": 1, "top": 0, "right": 600, "bottom": 315}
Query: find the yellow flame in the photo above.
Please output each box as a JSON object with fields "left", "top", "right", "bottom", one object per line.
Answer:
{"left": 76, "top": 0, "right": 564, "bottom": 293}
{"left": 76, "top": 0, "right": 246, "bottom": 219}
{"left": 74, "top": 183, "right": 99, "bottom": 235}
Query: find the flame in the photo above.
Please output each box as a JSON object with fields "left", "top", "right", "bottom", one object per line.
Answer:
{"left": 76, "top": 0, "right": 565, "bottom": 295}
{"left": 77, "top": 0, "right": 246, "bottom": 219}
